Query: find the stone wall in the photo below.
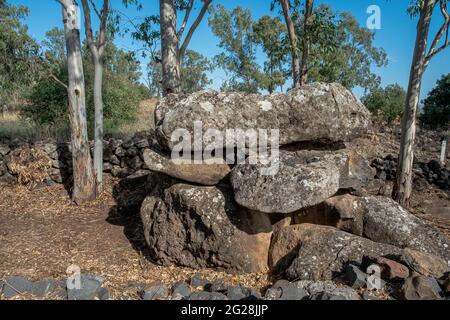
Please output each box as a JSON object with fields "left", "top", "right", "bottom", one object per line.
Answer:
{"left": 0, "top": 131, "right": 158, "bottom": 186}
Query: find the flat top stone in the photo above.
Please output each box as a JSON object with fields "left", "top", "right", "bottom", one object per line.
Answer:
{"left": 155, "top": 82, "right": 372, "bottom": 151}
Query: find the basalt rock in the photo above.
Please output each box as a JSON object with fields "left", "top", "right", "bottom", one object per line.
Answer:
{"left": 299, "top": 194, "right": 450, "bottom": 261}
{"left": 230, "top": 150, "right": 347, "bottom": 214}
{"left": 358, "top": 196, "right": 450, "bottom": 261}
{"left": 140, "top": 184, "right": 273, "bottom": 273}
{"left": 155, "top": 83, "right": 372, "bottom": 151}
{"left": 142, "top": 148, "right": 231, "bottom": 186}
{"left": 272, "top": 224, "right": 403, "bottom": 281}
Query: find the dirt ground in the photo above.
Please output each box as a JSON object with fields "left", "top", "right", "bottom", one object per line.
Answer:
{"left": 0, "top": 176, "right": 269, "bottom": 300}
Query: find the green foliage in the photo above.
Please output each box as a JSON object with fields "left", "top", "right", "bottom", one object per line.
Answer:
{"left": 23, "top": 29, "right": 148, "bottom": 134}
{"left": 253, "top": 16, "right": 289, "bottom": 93}
{"left": 304, "top": 5, "right": 388, "bottom": 93}
{"left": 208, "top": 4, "right": 262, "bottom": 93}
{"left": 361, "top": 84, "right": 406, "bottom": 123}
{"left": 181, "top": 49, "right": 213, "bottom": 94}
{"left": 0, "top": 0, "right": 40, "bottom": 108}
{"left": 146, "top": 49, "right": 213, "bottom": 96}
{"left": 420, "top": 73, "right": 450, "bottom": 128}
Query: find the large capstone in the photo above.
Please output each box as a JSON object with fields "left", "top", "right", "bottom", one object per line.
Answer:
{"left": 155, "top": 83, "right": 371, "bottom": 151}
{"left": 140, "top": 184, "right": 273, "bottom": 273}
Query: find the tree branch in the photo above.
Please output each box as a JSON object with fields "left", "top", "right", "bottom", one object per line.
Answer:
{"left": 179, "top": 0, "right": 212, "bottom": 59}
{"left": 88, "top": 0, "right": 102, "bottom": 19}
{"left": 50, "top": 73, "right": 68, "bottom": 90}
{"left": 177, "top": 0, "right": 194, "bottom": 39}
{"left": 424, "top": 0, "right": 449, "bottom": 66}
{"left": 80, "top": 0, "right": 99, "bottom": 58}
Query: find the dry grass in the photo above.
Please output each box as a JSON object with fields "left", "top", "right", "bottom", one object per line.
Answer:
{"left": 8, "top": 148, "right": 52, "bottom": 186}
{"left": 0, "top": 176, "right": 270, "bottom": 300}
{"left": 119, "top": 99, "right": 159, "bottom": 136}
{"left": 0, "top": 111, "right": 71, "bottom": 142}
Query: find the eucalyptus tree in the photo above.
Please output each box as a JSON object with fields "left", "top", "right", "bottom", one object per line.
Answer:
{"left": 80, "top": 0, "right": 110, "bottom": 194}
{"left": 393, "top": 0, "right": 449, "bottom": 206}
{"left": 58, "top": 0, "right": 96, "bottom": 204}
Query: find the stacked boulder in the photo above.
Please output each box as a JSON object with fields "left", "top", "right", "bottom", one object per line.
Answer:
{"left": 139, "top": 82, "right": 450, "bottom": 286}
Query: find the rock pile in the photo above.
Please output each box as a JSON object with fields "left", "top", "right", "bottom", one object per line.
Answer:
{"left": 371, "top": 155, "right": 449, "bottom": 190}
{"left": 139, "top": 81, "right": 450, "bottom": 294}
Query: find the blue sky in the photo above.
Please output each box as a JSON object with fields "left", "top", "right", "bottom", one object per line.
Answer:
{"left": 10, "top": 0, "right": 450, "bottom": 99}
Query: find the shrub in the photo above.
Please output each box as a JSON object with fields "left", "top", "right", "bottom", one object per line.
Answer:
{"left": 420, "top": 74, "right": 450, "bottom": 129}
{"left": 361, "top": 84, "right": 406, "bottom": 123}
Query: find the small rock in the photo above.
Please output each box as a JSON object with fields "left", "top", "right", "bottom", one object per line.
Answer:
{"left": 345, "top": 264, "right": 367, "bottom": 289}
{"left": 31, "top": 279, "right": 58, "bottom": 298}
{"left": 264, "top": 287, "right": 282, "bottom": 300}
{"left": 227, "top": 285, "right": 260, "bottom": 300}
{"left": 67, "top": 274, "right": 104, "bottom": 300}
{"left": 1, "top": 276, "right": 33, "bottom": 298}
{"left": 190, "top": 274, "right": 210, "bottom": 289}
{"left": 188, "top": 291, "right": 228, "bottom": 300}
{"left": 401, "top": 273, "right": 443, "bottom": 300}
{"left": 207, "top": 279, "right": 228, "bottom": 293}
{"left": 362, "top": 291, "right": 383, "bottom": 300}
{"left": 172, "top": 281, "right": 191, "bottom": 298}
{"left": 97, "top": 287, "right": 110, "bottom": 300}
{"left": 370, "top": 256, "right": 410, "bottom": 281}
{"left": 142, "top": 283, "right": 169, "bottom": 300}
{"left": 0, "top": 145, "right": 10, "bottom": 156}
{"left": 400, "top": 248, "right": 449, "bottom": 278}
{"left": 279, "top": 286, "right": 309, "bottom": 300}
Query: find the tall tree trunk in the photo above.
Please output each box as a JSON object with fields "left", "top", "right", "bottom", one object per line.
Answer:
{"left": 80, "top": 0, "right": 108, "bottom": 195}
{"left": 160, "top": 0, "right": 181, "bottom": 95}
{"left": 300, "top": 0, "right": 314, "bottom": 85}
{"left": 61, "top": 1, "right": 96, "bottom": 204}
{"left": 280, "top": 0, "right": 301, "bottom": 88}
{"left": 393, "top": 0, "right": 436, "bottom": 207}
{"left": 93, "top": 58, "right": 104, "bottom": 194}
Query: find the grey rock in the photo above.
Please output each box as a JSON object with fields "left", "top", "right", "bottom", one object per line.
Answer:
{"left": 280, "top": 224, "right": 402, "bottom": 281}
{"left": 358, "top": 196, "right": 450, "bottom": 261}
{"left": 278, "top": 286, "right": 309, "bottom": 300}
{"left": 30, "top": 279, "right": 58, "bottom": 297}
{"left": 172, "top": 281, "right": 191, "bottom": 297}
{"left": 142, "top": 148, "right": 230, "bottom": 186}
{"left": 231, "top": 150, "right": 347, "bottom": 213}
{"left": 190, "top": 274, "right": 210, "bottom": 289}
{"left": 97, "top": 287, "right": 110, "bottom": 300}
{"left": 344, "top": 264, "right": 367, "bottom": 289}
{"left": 294, "top": 280, "right": 360, "bottom": 300}
{"left": 140, "top": 184, "right": 273, "bottom": 273}
{"left": 401, "top": 273, "right": 443, "bottom": 300}
{"left": 142, "top": 283, "right": 169, "bottom": 300}
{"left": 188, "top": 291, "right": 228, "bottom": 300}
{"left": 362, "top": 291, "right": 383, "bottom": 300}
{"left": 227, "top": 285, "right": 261, "bottom": 300}
{"left": 0, "top": 144, "right": 10, "bottom": 156}
{"left": 1, "top": 276, "right": 33, "bottom": 298}
{"left": 207, "top": 279, "right": 228, "bottom": 293}
{"left": 67, "top": 274, "right": 104, "bottom": 300}
{"left": 264, "top": 288, "right": 282, "bottom": 300}
{"left": 155, "top": 83, "right": 372, "bottom": 151}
